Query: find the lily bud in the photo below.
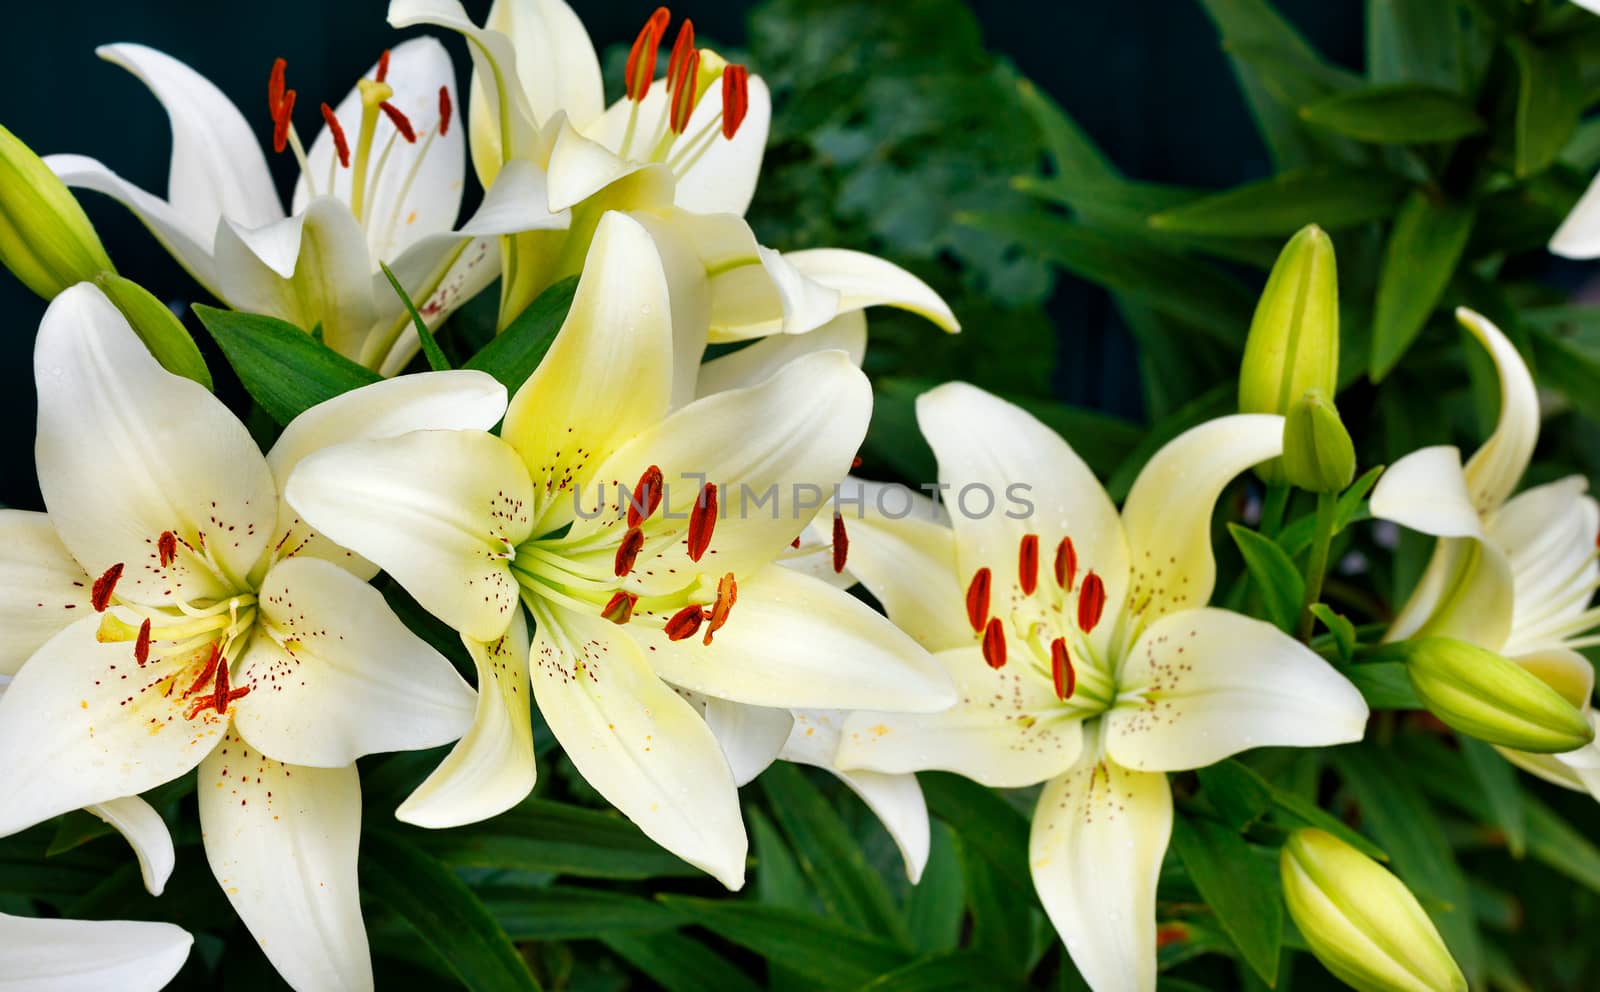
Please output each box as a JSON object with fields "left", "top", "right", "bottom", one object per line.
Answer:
{"left": 92, "top": 273, "right": 213, "bottom": 389}
{"left": 0, "top": 123, "right": 114, "bottom": 299}
{"left": 1282, "top": 390, "right": 1355, "bottom": 493}
{"left": 1404, "top": 637, "right": 1594, "bottom": 753}
{"left": 1281, "top": 828, "right": 1466, "bottom": 992}
{"left": 1239, "top": 225, "right": 1339, "bottom": 483}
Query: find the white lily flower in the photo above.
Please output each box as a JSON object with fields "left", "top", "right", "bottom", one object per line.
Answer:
{"left": 285, "top": 212, "right": 954, "bottom": 887}
{"left": 0, "top": 283, "right": 504, "bottom": 992}
{"left": 831, "top": 383, "right": 1368, "bottom": 992}
{"left": 1370, "top": 308, "right": 1600, "bottom": 796}
{"left": 0, "top": 912, "right": 193, "bottom": 992}
{"left": 47, "top": 39, "right": 565, "bottom": 374}
{"left": 387, "top": 0, "right": 957, "bottom": 401}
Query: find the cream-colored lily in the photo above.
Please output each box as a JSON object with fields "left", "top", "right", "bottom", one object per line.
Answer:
{"left": 0, "top": 283, "right": 508, "bottom": 992}
{"left": 832, "top": 383, "right": 1368, "bottom": 992}
{"left": 387, "top": 0, "right": 957, "bottom": 402}
{"left": 1370, "top": 308, "right": 1600, "bottom": 796}
{"left": 47, "top": 38, "right": 564, "bottom": 374}
{"left": 0, "top": 912, "right": 193, "bottom": 992}
{"left": 285, "top": 212, "right": 954, "bottom": 887}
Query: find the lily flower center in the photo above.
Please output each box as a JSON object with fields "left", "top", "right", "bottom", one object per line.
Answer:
{"left": 618, "top": 8, "right": 753, "bottom": 180}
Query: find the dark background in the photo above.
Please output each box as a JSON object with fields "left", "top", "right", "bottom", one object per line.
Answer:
{"left": 0, "top": 0, "right": 1359, "bottom": 508}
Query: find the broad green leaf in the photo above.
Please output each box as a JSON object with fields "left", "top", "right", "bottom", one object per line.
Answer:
{"left": 1338, "top": 661, "right": 1422, "bottom": 709}
{"left": 1309, "top": 604, "right": 1357, "bottom": 662}
{"left": 480, "top": 886, "right": 682, "bottom": 940}
{"left": 1366, "top": 0, "right": 1466, "bottom": 90}
{"left": 1013, "top": 76, "right": 1116, "bottom": 182}
{"left": 921, "top": 772, "right": 1031, "bottom": 896}
{"left": 657, "top": 896, "right": 911, "bottom": 988}
{"left": 94, "top": 272, "right": 212, "bottom": 389}
{"left": 905, "top": 822, "right": 965, "bottom": 954}
{"left": 1198, "top": 760, "right": 1388, "bottom": 861}
{"left": 750, "top": 808, "right": 810, "bottom": 992}
{"left": 1369, "top": 191, "right": 1476, "bottom": 380}
{"left": 601, "top": 931, "right": 762, "bottom": 992}
{"left": 1171, "top": 816, "right": 1282, "bottom": 985}
{"left": 407, "top": 800, "right": 699, "bottom": 879}
{"left": 962, "top": 836, "right": 1039, "bottom": 978}
{"left": 1148, "top": 167, "right": 1409, "bottom": 236}
{"left": 464, "top": 276, "right": 580, "bottom": 393}
{"left": 361, "top": 831, "right": 541, "bottom": 992}
{"left": 859, "top": 951, "right": 1028, "bottom": 991}
{"left": 194, "top": 304, "right": 380, "bottom": 425}
{"left": 1529, "top": 327, "right": 1600, "bottom": 426}
{"left": 1227, "top": 524, "right": 1305, "bottom": 633}
{"left": 1508, "top": 38, "right": 1583, "bottom": 178}
{"left": 1300, "top": 85, "right": 1484, "bottom": 144}
{"left": 1458, "top": 738, "right": 1526, "bottom": 859}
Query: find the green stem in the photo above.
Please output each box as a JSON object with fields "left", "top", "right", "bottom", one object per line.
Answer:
{"left": 1297, "top": 490, "right": 1338, "bottom": 642}
{"left": 1260, "top": 483, "right": 1290, "bottom": 537}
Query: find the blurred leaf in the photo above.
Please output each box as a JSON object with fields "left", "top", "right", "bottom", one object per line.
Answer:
{"left": 1459, "top": 737, "right": 1526, "bottom": 860}
{"left": 659, "top": 896, "right": 910, "bottom": 987}
{"left": 962, "top": 836, "right": 1038, "bottom": 978}
{"left": 1369, "top": 191, "right": 1476, "bottom": 380}
{"left": 407, "top": 800, "right": 699, "bottom": 880}
{"left": 1148, "top": 166, "right": 1409, "bottom": 236}
{"left": 45, "top": 811, "right": 117, "bottom": 857}
{"left": 1366, "top": 0, "right": 1468, "bottom": 90}
{"left": 601, "top": 931, "right": 762, "bottom": 992}
{"left": 1339, "top": 661, "right": 1423, "bottom": 709}
{"left": 464, "top": 276, "right": 578, "bottom": 393}
{"left": 1300, "top": 85, "right": 1484, "bottom": 144}
{"left": 920, "top": 772, "right": 1031, "bottom": 896}
{"left": 1529, "top": 326, "right": 1600, "bottom": 425}
{"left": 1228, "top": 524, "right": 1306, "bottom": 632}
{"left": 1198, "top": 760, "right": 1389, "bottom": 861}
{"left": 905, "top": 822, "right": 965, "bottom": 954}
{"left": 1013, "top": 76, "right": 1116, "bottom": 182}
{"left": 1309, "top": 604, "right": 1357, "bottom": 662}
{"left": 1171, "top": 816, "right": 1283, "bottom": 985}
{"left": 194, "top": 304, "right": 379, "bottom": 425}
{"left": 859, "top": 950, "right": 1028, "bottom": 991}
{"left": 1277, "top": 465, "right": 1383, "bottom": 554}
{"left": 1508, "top": 37, "right": 1583, "bottom": 178}
{"left": 480, "top": 886, "right": 682, "bottom": 940}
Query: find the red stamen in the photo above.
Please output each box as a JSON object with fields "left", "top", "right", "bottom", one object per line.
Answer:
{"left": 964, "top": 567, "right": 991, "bottom": 632}
{"left": 158, "top": 531, "right": 178, "bottom": 568}
{"left": 1018, "top": 534, "right": 1039, "bottom": 596}
{"left": 831, "top": 513, "right": 849, "bottom": 574}
{"left": 791, "top": 536, "right": 802, "bottom": 549}
{"left": 669, "top": 47, "right": 700, "bottom": 134}
{"left": 704, "top": 572, "right": 737, "bottom": 644}
{"left": 628, "top": 465, "right": 665, "bottom": 528}
{"left": 687, "top": 483, "right": 718, "bottom": 562}
{"left": 721, "top": 64, "right": 750, "bottom": 139}
{"left": 318, "top": 103, "right": 351, "bottom": 167}
{"left": 668, "top": 19, "right": 695, "bottom": 89}
{"left": 1077, "top": 571, "right": 1106, "bottom": 633}
{"left": 375, "top": 48, "right": 391, "bottom": 83}
{"left": 438, "top": 85, "right": 453, "bottom": 137}
{"left": 625, "top": 7, "right": 671, "bottom": 101}
{"left": 981, "top": 617, "right": 1007, "bottom": 669}
{"left": 602, "top": 590, "right": 638, "bottom": 625}
{"left": 664, "top": 604, "right": 704, "bottom": 641}
{"left": 614, "top": 526, "right": 646, "bottom": 577}
{"left": 851, "top": 455, "right": 863, "bottom": 469}
{"left": 1050, "top": 637, "right": 1075, "bottom": 700}
{"left": 1054, "top": 536, "right": 1077, "bottom": 591}
{"left": 91, "top": 563, "right": 123, "bottom": 613}
{"left": 272, "top": 89, "right": 297, "bottom": 154}
{"left": 379, "top": 101, "right": 417, "bottom": 143}
{"left": 183, "top": 643, "right": 222, "bottom": 698}
{"left": 134, "top": 619, "right": 152, "bottom": 667}
{"left": 268, "top": 58, "right": 286, "bottom": 114}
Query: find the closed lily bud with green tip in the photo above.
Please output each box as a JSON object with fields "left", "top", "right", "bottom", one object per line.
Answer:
{"left": 0, "top": 123, "right": 114, "bottom": 299}
{"left": 1239, "top": 224, "right": 1339, "bottom": 483}
{"left": 1282, "top": 390, "right": 1356, "bottom": 493}
{"left": 1404, "top": 637, "right": 1594, "bottom": 753}
{"left": 1281, "top": 828, "right": 1467, "bottom": 992}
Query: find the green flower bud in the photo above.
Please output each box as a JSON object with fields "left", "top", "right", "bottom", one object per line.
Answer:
{"left": 1281, "top": 828, "right": 1466, "bottom": 992}
{"left": 0, "top": 123, "right": 114, "bottom": 299}
{"left": 1404, "top": 637, "right": 1594, "bottom": 753}
{"left": 1239, "top": 224, "right": 1338, "bottom": 483}
{"left": 1282, "top": 390, "right": 1356, "bottom": 493}
{"left": 92, "top": 273, "right": 213, "bottom": 389}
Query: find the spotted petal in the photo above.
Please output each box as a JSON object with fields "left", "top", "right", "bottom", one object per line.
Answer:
{"left": 0, "top": 510, "right": 89, "bottom": 675}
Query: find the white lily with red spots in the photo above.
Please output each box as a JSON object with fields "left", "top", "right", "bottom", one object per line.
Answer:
{"left": 0, "top": 282, "right": 511, "bottom": 992}
{"left": 388, "top": 0, "right": 958, "bottom": 404}
{"left": 832, "top": 383, "right": 1369, "bottom": 992}
{"left": 1370, "top": 308, "right": 1600, "bottom": 797}
{"left": 285, "top": 212, "right": 954, "bottom": 887}
{"left": 47, "top": 36, "right": 564, "bottom": 375}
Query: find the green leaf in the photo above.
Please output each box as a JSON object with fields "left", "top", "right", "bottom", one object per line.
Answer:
{"left": 361, "top": 832, "right": 541, "bottom": 992}
{"left": 1529, "top": 327, "right": 1600, "bottom": 425}
{"left": 1227, "top": 524, "right": 1306, "bottom": 633}
{"left": 905, "top": 821, "right": 965, "bottom": 954}
{"left": 1171, "top": 817, "right": 1282, "bottom": 986}
{"left": 45, "top": 810, "right": 117, "bottom": 857}
{"left": 921, "top": 772, "right": 1031, "bottom": 896}
{"left": 1309, "top": 604, "right": 1357, "bottom": 662}
{"left": 407, "top": 799, "right": 699, "bottom": 879}
{"left": 1198, "top": 760, "right": 1388, "bottom": 861}
{"left": 194, "top": 305, "right": 380, "bottom": 425}
{"left": 961, "top": 836, "right": 1039, "bottom": 978}
{"left": 658, "top": 896, "right": 910, "bottom": 988}
{"left": 464, "top": 276, "right": 579, "bottom": 393}
{"left": 1369, "top": 191, "right": 1476, "bottom": 380}
{"left": 1509, "top": 37, "right": 1583, "bottom": 178}
{"left": 1339, "top": 661, "right": 1422, "bottom": 709}
{"left": 601, "top": 931, "right": 762, "bottom": 992}
{"left": 480, "top": 886, "right": 682, "bottom": 940}
{"left": 760, "top": 763, "right": 910, "bottom": 945}
{"left": 1299, "top": 85, "right": 1484, "bottom": 144}
{"left": 1012, "top": 76, "right": 1117, "bottom": 183}
{"left": 858, "top": 951, "right": 1028, "bottom": 991}
{"left": 1458, "top": 737, "right": 1526, "bottom": 860}
{"left": 380, "top": 261, "right": 450, "bottom": 372}
{"left": 94, "top": 272, "right": 212, "bottom": 389}
{"left": 1148, "top": 166, "right": 1410, "bottom": 237}
{"left": 1366, "top": 0, "right": 1468, "bottom": 90}
{"left": 1277, "top": 465, "right": 1382, "bottom": 554}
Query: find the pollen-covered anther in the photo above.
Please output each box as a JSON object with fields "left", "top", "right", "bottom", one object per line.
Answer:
{"left": 1054, "top": 536, "right": 1077, "bottom": 591}
{"left": 1050, "top": 637, "right": 1075, "bottom": 700}
{"left": 664, "top": 604, "right": 704, "bottom": 641}
{"left": 668, "top": 46, "right": 701, "bottom": 134}
{"left": 628, "top": 464, "right": 665, "bottom": 527}
{"left": 686, "top": 483, "right": 718, "bottom": 562}
{"left": 668, "top": 19, "right": 695, "bottom": 87}
{"left": 704, "top": 572, "right": 737, "bottom": 645}
{"left": 379, "top": 101, "right": 417, "bottom": 143}
{"left": 721, "top": 64, "right": 750, "bottom": 139}
{"left": 614, "top": 526, "right": 646, "bottom": 577}
{"left": 183, "top": 643, "right": 222, "bottom": 698}
{"left": 272, "top": 88, "right": 298, "bottom": 154}
{"left": 438, "top": 85, "right": 453, "bottom": 137}
{"left": 1018, "top": 533, "right": 1039, "bottom": 596}
{"left": 625, "top": 6, "right": 671, "bottom": 101}
{"left": 267, "top": 57, "right": 287, "bottom": 114}
{"left": 981, "top": 617, "right": 1007, "bottom": 669}
{"left": 157, "top": 531, "right": 178, "bottom": 568}
{"left": 602, "top": 590, "right": 638, "bottom": 625}
{"left": 1077, "top": 571, "right": 1106, "bottom": 633}
{"left": 91, "top": 563, "right": 123, "bottom": 613}
{"left": 375, "top": 48, "right": 392, "bottom": 83}
{"left": 964, "top": 567, "right": 991, "bottom": 632}
{"left": 133, "top": 619, "right": 153, "bottom": 667}
{"left": 831, "top": 513, "right": 849, "bottom": 574}
{"left": 187, "top": 659, "right": 250, "bottom": 720}
{"left": 321, "top": 102, "right": 351, "bottom": 167}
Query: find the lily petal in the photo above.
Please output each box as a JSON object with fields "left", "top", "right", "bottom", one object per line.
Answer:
{"left": 485, "top": 0, "right": 604, "bottom": 131}
{"left": 783, "top": 249, "right": 958, "bottom": 333}
{"left": 702, "top": 697, "right": 794, "bottom": 787}
{"left": 35, "top": 284, "right": 277, "bottom": 605}
{"left": 0, "top": 510, "right": 89, "bottom": 675}
{"left": 547, "top": 119, "right": 670, "bottom": 213}
{"left": 1387, "top": 537, "right": 1516, "bottom": 649}
{"left": 1551, "top": 167, "right": 1600, "bottom": 259}
{"left": 199, "top": 735, "right": 371, "bottom": 992}
{"left": 836, "top": 646, "right": 1084, "bottom": 789}
{"left": 1370, "top": 446, "right": 1484, "bottom": 539}
{"left": 672, "top": 75, "right": 772, "bottom": 217}
{"left": 1459, "top": 309, "right": 1539, "bottom": 516}
{"left": 1030, "top": 756, "right": 1172, "bottom": 992}
{"left": 88, "top": 795, "right": 176, "bottom": 897}
{"left": 0, "top": 913, "right": 192, "bottom": 992}
{"left": 1120, "top": 414, "right": 1283, "bottom": 624}
{"left": 398, "top": 611, "right": 537, "bottom": 829}
{"left": 286, "top": 429, "right": 534, "bottom": 642}
{"left": 696, "top": 311, "right": 867, "bottom": 398}
{"left": 1105, "top": 608, "right": 1368, "bottom": 772}
{"left": 530, "top": 601, "right": 746, "bottom": 889}
{"left": 1490, "top": 477, "right": 1600, "bottom": 655}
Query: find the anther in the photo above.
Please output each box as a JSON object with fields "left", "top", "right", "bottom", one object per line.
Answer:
{"left": 669, "top": 46, "right": 700, "bottom": 134}
{"left": 602, "top": 590, "right": 638, "bottom": 625}
{"left": 791, "top": 536, "right": 802, "bottom": 549}
{"left": 158, "top": 531, "right": 178, "bottom": 568}
{"left": 438, "top": 85, "right": 452, "bottom": 137}
{"left": 614, "top": 526, "right": 646, "bottom": 577}
{"left": 1018, "top": 534, "right": 1039, "bottom": 596}
{"left": 379, "top": 101, "right": 417, "bottom": 143}
{"left": 321, "top": 103, "right": 351, "bottom": 167}
{"left": 1054, "top": 536, "right": 1077, "bottom": 591}
{"left": 91, "top": 563, "right": 123, "bottom": 613}
{"left": 268, "top": 58, "right": 286, "bottom": 114}
{"left": 721, "top": 64, "right": 750, "bottom": 139}
{"left": 134, "top": 619, "right": 152, "bottom": 667}
{"left": 1077, "top": 571, "right": 1106, "bottom": 633}
{"left": 183, "top": 643, "right": 222, "bottom": 698}
{"left": 704, "top": 572, "right": 737, "bottom": 645}
{"left": 375, "top": 48, "right": 391, "bottom": 83}
{"left": 628, "top": 465, "right": 664, "bottom": 527}
{"left": 272, "top": 89, "right": 298, "bottom": 154}
{"left": 664, "top": 604, "right": 704, "bottom": 641}
{"left": 668, "top": 19, "right": 695, "bottom": 88}
{"left": 1050, "top": 637, "right": 1075, "bottom": 700}
{"left": 625, "top": 7, "right": 671, "bottom": 101}
{"left": 687, "top": 483, "right": 718, "bottom": 562}
{"left": 981, "top": 617, "right": 1007, "bottom": 669}
{"left": 831, "top": 513, "right": 849, "bottom": 574}
{"left": 964, "top": 567, "right": 991, "bottom": 632}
